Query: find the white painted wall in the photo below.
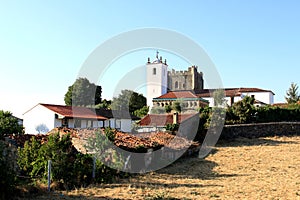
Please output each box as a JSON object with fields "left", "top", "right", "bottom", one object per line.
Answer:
{"left": 23, "top": 104, "right": 56, "bottom": 134}
{"left": 119, "top": 119, "right": 132, "bottom": 132}
{"left": 203, "top": 91, "right": 274, "bottom": 107}
{"left": 146, "top": 62, "right": 168, "bottom": 108}
{"left": 23, "top": 104, "right": 135, "bottom": 133}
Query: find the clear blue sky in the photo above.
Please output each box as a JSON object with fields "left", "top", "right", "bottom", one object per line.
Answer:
{"left": 1, "top": 0, "right": 300, "bottom": 117}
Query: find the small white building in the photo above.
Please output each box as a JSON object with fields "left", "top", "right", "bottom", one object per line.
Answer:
{"left": 23, "top": 103, "right": 139, "bottom": 134}
{"left": 198, "top": 88, "right": 275, "bottom": 107}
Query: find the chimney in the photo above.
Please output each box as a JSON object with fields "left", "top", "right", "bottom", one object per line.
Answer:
{"left": 173, "top": 112, "right": 178, "bottom": 124}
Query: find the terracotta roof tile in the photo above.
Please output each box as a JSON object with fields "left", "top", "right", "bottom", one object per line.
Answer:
{"left": 40, "top": 104, "right": 107, "bottom": 120}
{"left": 197, "top": 88, "right": 275, "bottom": 98}
{"left": 139, "top": 113, "right": 198, "bottom": 126}
{"left": 154, "top": 91, "right": 198, "bottom": 99}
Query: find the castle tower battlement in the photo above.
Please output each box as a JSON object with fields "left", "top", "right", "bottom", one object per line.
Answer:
{"left": 146, "top": 52, "right": 204, "bottom": 107}
{"left": 167, "top": 65, "right": 203, "bottom": 92}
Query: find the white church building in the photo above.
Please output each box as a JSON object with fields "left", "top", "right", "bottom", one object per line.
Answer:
{"left": 145, "top": 52, "right": 275, "bottom": 109}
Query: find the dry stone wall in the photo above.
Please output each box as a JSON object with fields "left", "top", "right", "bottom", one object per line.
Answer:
{"left": 220, "top": 122, "right": 300, "bottom": 140}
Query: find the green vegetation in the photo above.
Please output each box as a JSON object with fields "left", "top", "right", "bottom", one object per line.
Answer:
{"left": 0, "top": 110, "right": 23, "bottom": 139}
{"left": 134, "top": 105, "right": 149, "bottom": 118}
{"left": 165, "top": 123, "right": 179, "bottom": 134}
{"left": 285, "top": 82, "right": 300, "bottom": 104}
{"left": 198, "top": 96, "right": 300, "bottom": 129}
{"left": 17, "top": 131, "right": 124, "bottom": 190}
{"left": 111, "top": 89, "right": 147, "bottom": 114}
{"left": 64, "top": 77, "right": 102, "bottom": 106}
{"left": 0, "top": 141, "right": 17, "bottom": 199}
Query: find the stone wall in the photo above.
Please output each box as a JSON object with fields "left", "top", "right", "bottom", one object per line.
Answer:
{"left": 220, "top": 122, "right": 300, "bottom": 140}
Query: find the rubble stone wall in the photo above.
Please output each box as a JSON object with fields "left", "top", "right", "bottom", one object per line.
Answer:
{"left": 220, "top": 122, "right": 300, "bottom": 140}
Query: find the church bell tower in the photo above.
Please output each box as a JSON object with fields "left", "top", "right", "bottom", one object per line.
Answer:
{"left": 146, "top": 51, "right": 168, "bottom": 108}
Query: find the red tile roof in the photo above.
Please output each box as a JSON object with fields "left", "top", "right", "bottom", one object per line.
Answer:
{"left": 197, "top": 88, "right": 275, "bottom": 98}
{"left": 139, "top": 113, "right": 198, "bottom": 126}
{"left": 155, "top": 91, "right": 198, "bottom": 99}
{"left": 40, "top": 104, "right": 108, "bottom": 120}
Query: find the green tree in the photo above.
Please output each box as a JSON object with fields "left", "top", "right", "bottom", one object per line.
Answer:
{"left": 134, "top": 106, "right": 149, "bottom": 118}
{"left": 164, "top": 104, "right": 172, "bottom": 113}
{"left": 0, "top": 110, "right": 23, "bottom": 139}
{"left": 229, "top": 96, "right": 256, "bottom": 123}
{"left": 172, "top": 101, "right": 182, "bottom": 113}
{"left": 285, "top": 82, "right": 300, "bottom": 104}
{"left": 111, "top": 90, "right": 146, "bottom": 113}
{"left": 95, "top": 99, "right": 112, "bottom": 109}
{"left": 64, "top": 77, "right": 102, "bottom": 106}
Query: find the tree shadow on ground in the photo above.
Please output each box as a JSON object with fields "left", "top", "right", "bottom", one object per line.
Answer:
{"left": 152, "top": 155, "right": 239, "bottom": 180}
{"left": 216, "top": 135, "right": 299, "bottom": 147}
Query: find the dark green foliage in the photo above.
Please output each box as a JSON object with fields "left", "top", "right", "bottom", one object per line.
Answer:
{"left": 0, "top": 110, "right": 24, "bottom": 139}
{"left": 104, "top": 127, "right": 116, "bottom": 141}
{"left": 17, "top": 136, "right": 41, "bottom": 176}
{"left": 226, "top": 96, "right": 256, "bottom": 124}
{"left": 134, "top": 106, "right": 149, "bottom": 118}
{"left": 95, "top": 99, "right": 112, "bottom": 109}
{"left": 18, "top": 133, "right": 96, "bottom": 188}
{"left": 165, "top": 123, "right": 179, "bottom": 133}
{"left": 64, "top": 77, "right": 102, "bottom": 106}
{"left": 285, "top": 82, "right": 300, "bottom": 104}
{"left": 164, "top": 104, "right": 172, "bottom": 113}
{"left": 172, "top": 101, "right": 182, "bottom": 113}
{"left": 0, "top": 141, "right": 17, "bottom": 199}
{"left": 111, "top": 90, "right": 147, "bottom": 114}
{"left": 255, "top": 105, "right": 300, "bottom": 123}
{"left": 85, "top": 130, "right": 125, "bottom": 181}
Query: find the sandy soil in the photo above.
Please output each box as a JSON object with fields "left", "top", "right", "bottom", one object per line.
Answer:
{"left": 28, "top": 136, "right": 300, "bottom": 200}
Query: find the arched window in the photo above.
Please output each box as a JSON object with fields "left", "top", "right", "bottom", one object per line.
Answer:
{"left": 175, "top": 81, "right": 178, "bottom": 89}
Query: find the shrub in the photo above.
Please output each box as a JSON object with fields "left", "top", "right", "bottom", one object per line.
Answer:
{"left": 0, "top": 110, "right": 24, "bottom": 139}
{"left": 104, "top": 127, "right": 116, "bottom": 141}
{"left": 18, "top": 133, "right": 95, "bottom": 189}
{"left": 165, "top": 123, "right": 179, "bottom": 134}
{"left": 0, "top": 141, "right": 17, "bottom": 199}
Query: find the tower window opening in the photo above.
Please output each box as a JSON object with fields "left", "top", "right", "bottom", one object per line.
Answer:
{"left": 175, "top": 81, "right": 178, "bottom": 89}
{"left": 153, "top": 68, "right": 156, "bottom": 75}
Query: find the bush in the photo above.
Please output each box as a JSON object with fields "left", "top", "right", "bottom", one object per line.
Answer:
{"left": 165, "top": 123, "right": 179, "bottom": 134}
{"left": 18, "top": 133, "right": 112, "bottom": 189}
{"left": 0, "top": 141, "right": 17, "bottom": 199}
{"left": 0, "top": 110, "right": 24, "bottom": 139}
{"left": 85, "top": 130, "right": 126, "bottom": 182}
{"left": 104, "top": 127, "right": 116, "bottom": 141}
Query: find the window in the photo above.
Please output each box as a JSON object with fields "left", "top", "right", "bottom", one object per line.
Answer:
{"left": 175, "top": 81, "right": 178, "bottom": 89}
{"left": 74, "top": 119, "right": 81, "bottom": 128}
{"left": 153, "top": 68, "right": 156, "bottom": 75}
{"left": 62, "top": 118, "right": 68, "bottom": 127}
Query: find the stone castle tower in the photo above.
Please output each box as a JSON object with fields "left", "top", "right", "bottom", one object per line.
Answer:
{"left": 146, "top": 52, "right": 204, "bottom": 107}
{"left": 167, "top": 66, "right": 203, "bottom": 92}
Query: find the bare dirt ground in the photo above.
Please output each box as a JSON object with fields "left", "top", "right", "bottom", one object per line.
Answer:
{"left": 28, "top": 136, "right": 300, "bottom": 200}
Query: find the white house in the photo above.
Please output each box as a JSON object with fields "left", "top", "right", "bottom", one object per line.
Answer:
{"left": 23, "top": 103, "right": 139, "bottom": 134}
{"left": 197, "top": 88, "right": 275, "bottom": 107}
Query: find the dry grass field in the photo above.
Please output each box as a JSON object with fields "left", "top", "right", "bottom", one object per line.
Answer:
{"left": 27, "top": 136, "right": 300, "bottom": 200}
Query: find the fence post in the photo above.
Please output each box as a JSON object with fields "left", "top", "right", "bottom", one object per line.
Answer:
{"left": 47, "top": 160, "right": 51, "bottom": 192}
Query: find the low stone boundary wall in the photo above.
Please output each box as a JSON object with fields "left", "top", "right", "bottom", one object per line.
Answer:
{"left": 220, "top": 122, "right": 300, "bottom": 140}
